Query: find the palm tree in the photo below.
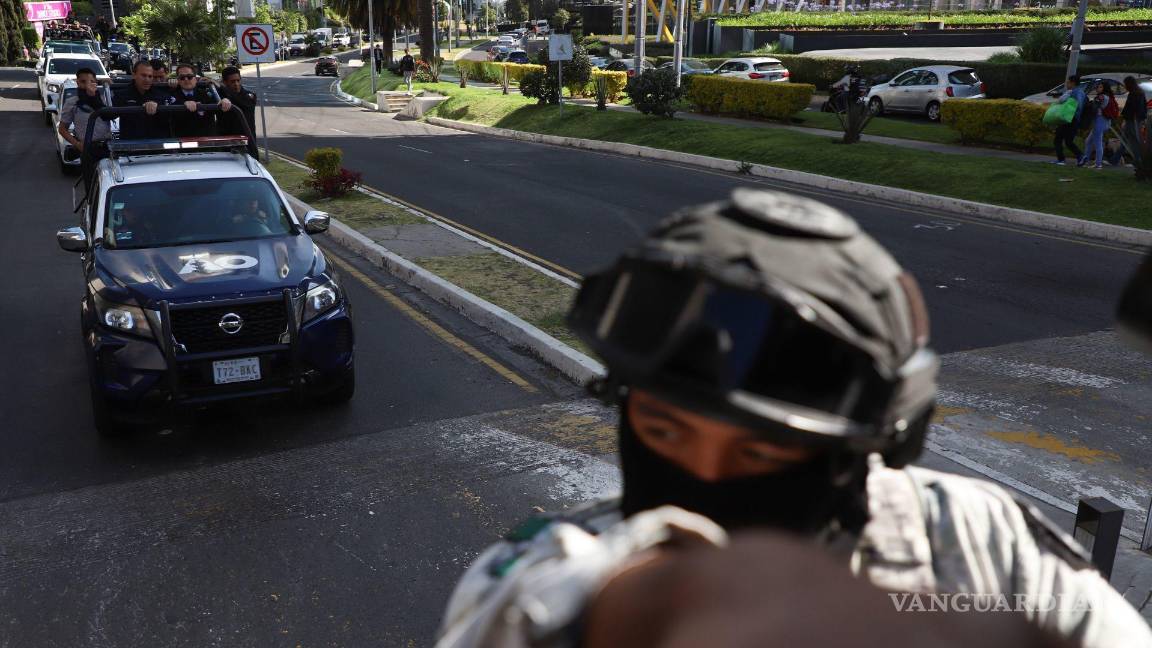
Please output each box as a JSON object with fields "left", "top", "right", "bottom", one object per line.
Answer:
{"left": 125, "top": 0, "right": 223, "bottom": 65}
{"left": 329, "top": 0, "right": 418, "bottom": 65}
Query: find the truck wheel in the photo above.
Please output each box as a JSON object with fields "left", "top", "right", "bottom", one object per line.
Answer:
{"left": 89, "top": 372, "right": 127, "bottom": 437}
{"left": 319, "top": 365, "right": 355, "bottom": 405}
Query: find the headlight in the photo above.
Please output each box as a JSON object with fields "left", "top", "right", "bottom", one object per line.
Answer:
{"left": 94, "top": 294, "right": 154, "bottom": 338}
{"left": 47, "top": 83, "right": 61, "bottom": 93}
{"left": 301, "top": 279, "right": 340, "bottom": 323}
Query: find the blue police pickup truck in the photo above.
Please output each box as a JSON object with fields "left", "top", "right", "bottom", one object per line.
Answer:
{"left": 57, "top": 133, "right": 355, "bottom": 435}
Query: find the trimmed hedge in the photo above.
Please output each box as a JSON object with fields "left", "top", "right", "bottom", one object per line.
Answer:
{"left": 456, "top": 60, "right": 545, "bottom": 84}
{"left": 687, "top": 76, "right": 815, "bottom": 120}
{"left": 940, "top": 99, "right": 1050, "bottom": 147}
{"left": 589, "top": 69, "right": 628, "bottom": 101}
{"left": 657, "top": 54, "right": 1148, "bottom": 100}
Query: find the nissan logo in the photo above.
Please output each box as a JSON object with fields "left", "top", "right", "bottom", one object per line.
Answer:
{"left": 218, "top": 312, "right": 244, "bottom": 335}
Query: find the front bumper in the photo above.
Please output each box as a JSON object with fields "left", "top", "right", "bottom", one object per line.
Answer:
{"left": 87, "top": 295, "right": 353, "bottom": 416}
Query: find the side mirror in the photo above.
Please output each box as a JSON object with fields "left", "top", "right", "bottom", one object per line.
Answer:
{"left": 303, "top": 210, "right": 330, "bottom": 234}
{"left": 57, "top": 226, "right": 88, "bottom": 252}
{"left": 36, "top": 69, "right": 45, "bottom": 77}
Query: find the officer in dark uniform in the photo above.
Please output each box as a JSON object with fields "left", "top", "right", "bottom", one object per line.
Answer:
{"left": 168, "top": 64, "right": 232, "bottom": 137}
{"left": 216, "top": 66, "right": 260, "bottom": 158}
{"left": 112, "top": 60, "right": 176, "bottom": 139}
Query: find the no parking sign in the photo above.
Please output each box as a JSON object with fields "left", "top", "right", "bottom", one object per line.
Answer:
{"left": 235, "top": 23, "right": 276, "bottom": 64}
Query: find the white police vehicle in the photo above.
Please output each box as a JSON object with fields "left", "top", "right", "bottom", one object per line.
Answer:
{"left": 57, "top": 118, "right": 355, "bottom": 436}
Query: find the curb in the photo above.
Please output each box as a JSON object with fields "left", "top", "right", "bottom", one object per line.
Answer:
{"left": 333, "top": 79, "right": 380, "bottom": 111}
{"left": 424, "top": 117, "right": 1152, "bottom": 248}
{"left": 284, "top": 194, "right": 606, "bottom": 386}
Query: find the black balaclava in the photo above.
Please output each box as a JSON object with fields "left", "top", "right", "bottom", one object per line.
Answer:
{"left": 617, "top": 404, "right": 870, "bottom": 538}
{"left": 76, "top": 87, "right": 106, "bottom": 112}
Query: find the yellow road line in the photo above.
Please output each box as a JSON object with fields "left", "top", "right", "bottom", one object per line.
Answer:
{"left": 274, "top": 152, "right": 583, "bottom": 279}
{"left": 326, "top": 254, "right": 539, "bottom": 393}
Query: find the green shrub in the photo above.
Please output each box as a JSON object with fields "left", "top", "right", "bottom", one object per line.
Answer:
{"left": 625, "top": 68, "right": 685, "bottom": 118}
{"left": 455, "top": 60, "right": 545, "bottom": 84}
{"left": 714, "top": 8, "right": 1152, "bottom": 29}
{"left": 940, "top": 99, "right": 1050, "bottom": 147}
{"left": 1015, "top": 27, "right": 1065, "bottom": 63}
{"left": 986, "top": 52, "right": 1021, "bottom": 64}
{"left": 305, "top": 147, "right": 342, "bottom": 178}
{"left": 520, "top": 69, "right": 561, "bottom": 105}
{"left": 687, "top": 77, "right": 814, "bottom": 120}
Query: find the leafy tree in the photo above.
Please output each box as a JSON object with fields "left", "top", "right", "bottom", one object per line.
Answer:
{"left": 329, "top": 0, "right": 418, "bottom": 65}
{"left": 551, "top": 8, "right": 569, "bottom": 31}
{"left": 505, "top": 0, "right": 528, "bottom": 23}
{"left": 124, "top": 0, "right": 225, "bottom": 64}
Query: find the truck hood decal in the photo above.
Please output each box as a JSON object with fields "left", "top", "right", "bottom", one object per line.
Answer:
{"left": 94, "top": 234, "right": 320, "bottom": 305}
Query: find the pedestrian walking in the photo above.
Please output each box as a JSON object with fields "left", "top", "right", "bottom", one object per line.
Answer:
{"left": 374, "top": 44, "right": 384, "bottom": 73}
{"left": 399, "top": 49, "right": 416, "bottom": 94}
{"left": 1121, "top": 76, "right": 1148, "bottom": 164}
{"left": 435, "top": 188, "right": 1152, "bottom": 648}
{"left": 1079, "top": 81, "right": 1116, "bottom": 169}
{"left": 1053, "top": 75, "right": 1086, "bottom": 166}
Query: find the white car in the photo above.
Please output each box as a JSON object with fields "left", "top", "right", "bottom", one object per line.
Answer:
{"left": 288, "top": 35, "right": 308, "bottom": 56}
{"left": 866, "top": 65, "right": 986, "bottom": 121}
{"left": 495, "top": 35, "right": 517, "bottom": 49}
{"left": 39, "top": 53, "right": 109, "bottom": 118}
{"left": 713, "top": 57, "right": 790, "bottom": 82}
{"left": 332, "top": 33, "right": 350, "bottom": 47}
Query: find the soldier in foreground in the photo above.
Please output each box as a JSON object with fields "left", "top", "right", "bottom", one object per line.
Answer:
{"left": 436, "top": 189, "right": 1152, "bottom": 648}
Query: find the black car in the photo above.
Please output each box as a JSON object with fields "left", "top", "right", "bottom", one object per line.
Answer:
{"left": 315, "top": 56, "right": 339, "bottom": 77}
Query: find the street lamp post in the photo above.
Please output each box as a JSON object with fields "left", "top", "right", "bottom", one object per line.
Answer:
{"left": 1066, "top": 0, "right": 1090, "bottom": 79}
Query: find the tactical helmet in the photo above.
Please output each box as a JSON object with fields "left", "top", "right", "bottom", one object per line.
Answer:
{"left": 568, "top": 188, "right": 938, "bottom": 466}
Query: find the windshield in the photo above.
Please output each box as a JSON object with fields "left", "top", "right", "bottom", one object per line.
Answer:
{"left": 290, "top": 37, "right": 305, "bottom": 44}
{"left": 109, "top": 43, "right": 129, "bottom": 52}
{"left": 754, "top": 62, "right": 785, "bottom": 72}
{"left": 48, "top": 59, "right": 106, "bottom": 76}
{"left": 103, "top": 178, "right": 295, "bottom": 250}
{"left": 45, "top": 42, "right": 90, "bottom": 54}
{"left": 684, "top": 60, "right": 711, "bottom": 70}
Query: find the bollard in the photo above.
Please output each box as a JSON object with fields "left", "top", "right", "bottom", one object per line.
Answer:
{"left": 1073, "top": 497, "right": 1124, "bottom": 580}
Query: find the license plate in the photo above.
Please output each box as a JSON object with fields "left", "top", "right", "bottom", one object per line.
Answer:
{"left": 212, "top": 357, "right": 262, "bottom": 385}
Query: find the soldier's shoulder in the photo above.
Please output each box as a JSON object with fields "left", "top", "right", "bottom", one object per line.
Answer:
{"left": 895, "top": 465, "right": 1091, "bottom": 568}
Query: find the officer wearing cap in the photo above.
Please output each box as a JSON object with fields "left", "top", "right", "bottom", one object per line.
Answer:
{"left": 436, "top": 189, "right": 1152, "bottom": 648}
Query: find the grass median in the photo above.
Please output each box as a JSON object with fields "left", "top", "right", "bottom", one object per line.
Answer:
{"left": 265, "top": 156, "right": 585, "bottom": 352}
{"left": 427, "top": 87, "right": 1149, "bottom": 229}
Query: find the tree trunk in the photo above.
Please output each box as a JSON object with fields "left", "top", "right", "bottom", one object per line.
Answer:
{"left": 383, "top": 13, "right": 395, "bottom": 64}
{"left": 418, "top": 0, "right": 435, "bottom": 61}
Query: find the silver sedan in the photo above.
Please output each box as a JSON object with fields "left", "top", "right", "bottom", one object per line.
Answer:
{"left": 866, "top": 65, "right": 986, "bottom": 121}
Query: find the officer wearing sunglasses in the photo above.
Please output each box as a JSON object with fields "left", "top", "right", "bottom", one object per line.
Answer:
{"left": 436, "top": 189, "right": 1151, "bottom": 648}
{"left": 168, "top": 63, "right": 233, "bottom": 138}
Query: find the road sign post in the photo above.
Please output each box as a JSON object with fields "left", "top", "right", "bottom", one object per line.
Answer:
{"left": 549, "top": 35, "right": 573, "bottom": 116}
{"left": 235, "top": 24, "right": 276, "bottom": 163}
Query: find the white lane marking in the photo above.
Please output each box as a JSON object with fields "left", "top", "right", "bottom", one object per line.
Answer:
{"left": 329, "top": 127, "right": 351, "bottom": 134}
{"left": 944, "top": 355, "right": 1124, "bottom": 389}
{"left": 398, "top": 144, "right": 432, "bottom": 154}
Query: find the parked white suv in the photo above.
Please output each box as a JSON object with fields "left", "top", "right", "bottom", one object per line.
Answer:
{"left": 713, "top": 57, "right": 790, "bottom": 82}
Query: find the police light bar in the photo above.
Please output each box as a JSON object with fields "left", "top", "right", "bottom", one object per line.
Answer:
{"left": 108, "top": 136, "right": 250, "bottom": 155}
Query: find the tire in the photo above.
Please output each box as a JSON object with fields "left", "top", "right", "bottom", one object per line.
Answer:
{"left": 318, "top": 364, "right": 355, "bottom": 405}
{"left": 87, "top": 357, "right": 127, "bottom": 438}
{"left": 926, "top": 101, "right": 941, "bottom": 122}
{"left": 868, "top": 97, "right": 884, "bottom": 116}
